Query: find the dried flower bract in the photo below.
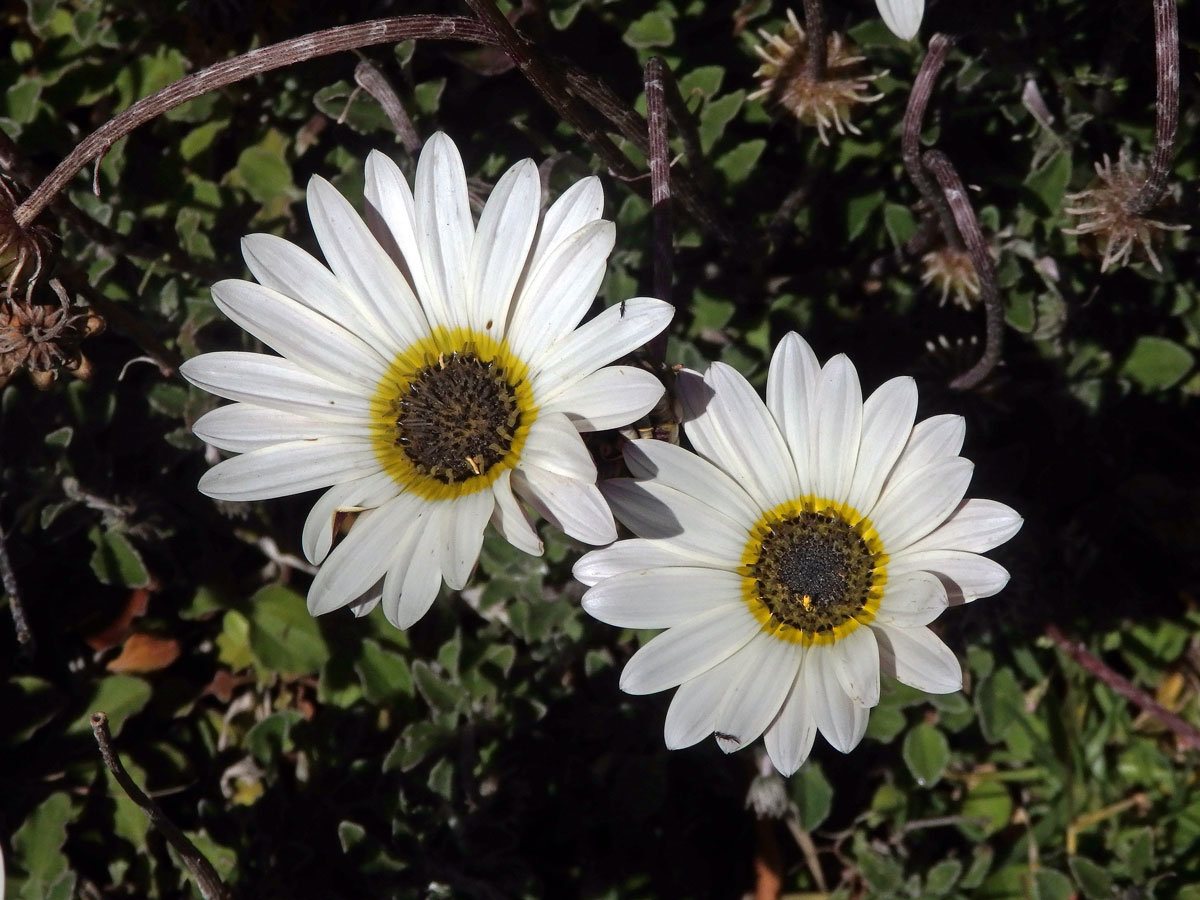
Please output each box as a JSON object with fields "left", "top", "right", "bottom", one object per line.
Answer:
{"left": 0, "top": 175, "right": 55, "bottom": 301}
{"left": 750, "top": 9, "right": 884, "bottom": 145}
{"left": 1063, "top": 150, "right": 1190, "bottom": 273}
{"left": 921, "top": 246, "right": 982, "bottom": 310}
{"left": 0, "top": 283, "right": 104, "bottom": 390}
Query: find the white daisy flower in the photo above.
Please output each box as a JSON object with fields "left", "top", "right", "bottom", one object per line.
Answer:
{"left": 876, "top": 0, "right": 924, "bottom": 41}
{"left": 575, "top": 332, "right": 1021, "bottom": 775}
{"left": 182, "top": 133, "right": 672, "bottom": 630}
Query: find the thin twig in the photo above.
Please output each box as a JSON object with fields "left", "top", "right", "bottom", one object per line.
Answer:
{"left": 90, "top": 712, "right": 234, "bottom": 900}
{"left": 902, "top": 34, "right": 961, "bottom": 251}
{"left": 353, "top": 59, "right": 422, "bottom": 154}
{"left": 1126, "top": 0, "right": 1179, "bottom": 216}
{"left": 13, "top": 16, "right": 494, "bottom": 229}
{"left": 922, "top": 150, "right": 1003, "bottom": 391}
{"left": 657, "top": 65, "right": 714, "bottom": 192}
{"left": 644, "top": 57, "right": 673, "bottom": 366}
{"left": 801, "top": 0, "right": 828, "bottom": 80}
{"left": 1045, "top": 623, "right": 1200, "bottom": 751}
{"left": 0, "top": 523, "right": 34, "bottom": 653}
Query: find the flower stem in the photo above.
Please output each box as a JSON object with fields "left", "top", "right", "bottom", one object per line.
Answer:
{"left": 0, "top": 521, "right": 34, "bottom": 654}
{"left": 13, "top": 16, "right": 494, "bottom": 229}
{"left": 1126, "top": 0, "right": 1179, "bottom": 216}
{"left": 801, "top": 0, "right": 828, "bottom": 80}
{"left": 902, "top": 34, "right": 962, "bottom": 251}
{"left": 922, "top": 150, "right": 1004, "bottom": 391}
{"left": 644, "top": 57, "right": 674, "bottom": 366}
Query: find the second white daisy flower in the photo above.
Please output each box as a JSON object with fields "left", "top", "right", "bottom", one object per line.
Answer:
{"left": 576, "top": 333, "right": 1021, "bottom": 775}
{"left": 183, "top": 133, "right": 672, "bottom": 630}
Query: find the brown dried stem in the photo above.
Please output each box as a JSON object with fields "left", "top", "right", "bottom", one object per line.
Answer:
{"left": 90, "top": 712, "right": 234, "bottom": 900}
{"left": 644, "top": 57, "right": 673, "bottom": 366}
{"left": 1126, "top": 0, "right": 1179, "bottom": 216}
{"left": 800, "top": 0, "right": 828, "bottom": 80}
{"left": 13, "top": 16, "right": 495, "bottom": 229}
{"left": 902, "top": 34, "right": 961, "bottom": 251}
{"left": 0, "top": 522, "right": 33, "bottom": 653}
{"left": 353, "top": 59, "right": 422, "bottom": 155}
{"left": 922, "top": 150, "right": 1003, "bottom": 391}
{"left": 1045, "top": 623, "right": 1200, "bottom": 751}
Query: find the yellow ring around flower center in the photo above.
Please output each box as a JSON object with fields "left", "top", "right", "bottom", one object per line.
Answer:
{"left": 369, "top": 325, "right": 538, "bottom": 502}
{"left": 738, "top": 495, "right": 888, "bottom": 647}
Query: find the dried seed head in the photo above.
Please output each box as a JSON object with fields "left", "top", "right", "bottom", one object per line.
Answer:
{"left": 1063, "top": 150, "right": 1190, "bottom": 273}
{"left": 0, "top": 281, "right": 105, "bottom": 390}
{"left": 750, "top": 9, "right": 884, "bottom": 145}
{"left": 0, "top": 176, "right": 55, "bottom": 301}
{"left": 921, "top": 246, "right": 982, "bottom": 310}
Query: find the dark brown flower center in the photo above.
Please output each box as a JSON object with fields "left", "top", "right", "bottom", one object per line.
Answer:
{"left": 749, "top": 512, "right": 876, "bottom": 633}
{"left": 393, "top": 349, "right": 522, "bottom": 483}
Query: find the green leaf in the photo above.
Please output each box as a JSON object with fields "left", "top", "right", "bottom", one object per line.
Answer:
{"left": 960, "top": 845, "right": 993, "bottom": 888}
{"left": 246, "top": 585, "right": 330, "bottom": 676}
{"left": 1069, "top": 857, "right": 1114, "bottom": 900}
{"left": 6, "top": 78, "right": 43, "bottom": 124}
{"left": 624, "top": 11, "right": 674, "bottom": 48}
{"left": 715, "top": 139, "right": 766, "bottom": 185}
{"left": 902, "top": 722, "right": 950, "bottom": 787}
{"left": 960, "top": 780, "right": 1012, "bottom": 837}
{"left": 925, "top": 859, "right": 963, "bottom": 895}
{"left": 245, "top": 709, "right": 304, "bottom": 764}
{"left": 883, "top": 202, "right": 917, "bottom": 247}
{"left": 1025, "top": 151, "right": 1072, "bottom": 214}
{"left": 1033, "top": 868, "right": 1074, "bottom": 900}
{"left": 677, "top": 66, "right": 725, "bottom": 104}
{"left": 355, "top": 639, "right": 415, "bottom": 704}
{"left": 69, "top": 675, "right": 151, "bottom": 737}
{"left": 789, "top": 761, "right": 833, "bottom": 830}
{"left": 12, "top": 793, "right": 75, "bottom": 900}
{"left": 976, "top": 667, "right": 1023, "bottom": 743}
{"left": 108, "top": 762, "right": 151, "bottom": 852}
{"left": 698, "top": 91, "right": 745, "bottom": 154}
{"left": 226, "top": 128, "right": 296, "bottom": 205}
{"left": 1121, "top": 336, "right": 1194, "bottom": 391}
{"left": 88, "top": 526, "right": 151, "bottom": 588}
{"left": 412, "top": 660, "right": 464, "bottom": 714}
{"left": 846, "top": 190, "right": 885, "bottom": 241}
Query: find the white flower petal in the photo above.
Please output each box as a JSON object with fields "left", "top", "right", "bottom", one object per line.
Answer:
{"left": 573, "top": 539, "right": 714, "bottom": 587}
{"left": 888, "top": 550, "right": 1010, "bottom": 603}
{"left": 884, "top": 413, "right": 965, "bottom": 489}
{"left": 619, "top": 606, "right": 761, "bottom": 695}
{"left": 519, "top": 413, "right": 597, "bottom": 482}
{"left": 582, "top": 567, "right": 744, "bottom": 628}
{"left": 874, "top": 624, "right": 963, "bottom": 694}
{"left": 664, "top": 649, "right": 751, "bottom": 750}
{"left": 414, "top": 132, "right": 474, "bottom": 331}
{"left": 489, "top": 469, "right": 543, "bottom": 556}
{"left": 513, "top": 466, "right": 616, "bottom": 546}
{"left": 766, "top": 332, "right": 821, "bottom": 490}
{"left": 846, "top": 376, "right": 917, "bottom": 514}
{"left": 308, "top": 492, "right": 429, "bottom": 616}
{"left": 469, "top": 158, "right": 540, "bottom": 336}
{"left": 301, "top": 472, "right": 399, "bottom": 564}
{"left": 197, "top": 437, "right": 379, "bottom": 501}
{"left": 901, "top": 498, "right": 1023, "bottom": 555}
{"left": 507, "top": 220, "right": 613, "bottom": 363}
{"left": 531, "top": 298, "right": 673, "bottom": 404}
{"left": 210, "top": 279, "right": 387, "bottom": 388}
{"left": 812, "top": 355, "right": 863, "bottom": 502}
{"left": 241, "top": 233, "right": 377, "bottom": 339}
{"left": 830, "top": 625, "right": 881, "bottom": 708}
{"left": 539, "top": 366, "right": 664, "bottom": 432}
{"left": 529, "top": 175, "right": 604, "bottom": 269}
{"left": 363, "top": 149, "right": 435, "bottom": 305}
{"left": 713, "top": 633, "right": 802, "bottom": 753}
{"left": 806, "top": 648, "right": 869, "bottom": 753}
{"left": 392, "top": 515, "right": 446, "bottom": 629}
{"left": 181, "top": 352, "right": 372, "bottom": 421}
{"left": 380, "top": 522, "right": 429, "bottom": 628}
{"left": 870, "top": 456, "right": 974, "bottom": 552}
{"left": 622, "top": 439, "right": 760, "bottom": 528}
{"left": 678, "top": 364, "right": 799, "bottom": 510}
{"left": 307, "top": 175, "right": 428, "bottom": 352}
{"left": 600, "top": 479, "right": 749, "bottom": 564}
{"left": 873, "top": 570, "right": 949, "bottom": 626}
{"left": 439, "top": 490, "right": 494, "bottom": 591}
{"left": 763, "top": 666, "right": 817, "bottom": 776}
{"left": 877, "top": 0, "right": 924, "bottom": 40}
{"left": 193, "top": 403, "right": 364, "bottom": 453}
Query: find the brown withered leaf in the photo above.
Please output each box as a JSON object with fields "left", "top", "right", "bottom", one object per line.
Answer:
{"left": 106, "top": 633, "right": 181, "bottom": 674}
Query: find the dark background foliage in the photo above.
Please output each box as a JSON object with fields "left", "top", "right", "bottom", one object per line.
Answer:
{"left": 1, "top": 0, "right": 1199, "bottom": 897}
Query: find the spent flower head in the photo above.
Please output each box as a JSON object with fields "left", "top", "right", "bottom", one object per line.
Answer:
{"left": 750, "top": 9, "right": 884, "bottom": 145}
{"left": 1063, "top": 150, "right": 1190, "bottom": 273}
{"left": 921, "top": 246, "right": 982, "bottom": 310}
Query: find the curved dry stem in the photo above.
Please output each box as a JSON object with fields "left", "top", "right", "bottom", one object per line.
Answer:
{"left": 1126, "top": 0, "right": 1179, "bottom": 216}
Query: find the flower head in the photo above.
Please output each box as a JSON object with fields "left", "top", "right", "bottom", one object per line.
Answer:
{"left": 183, "top": 134, "right": 672, "bottom": 630}
{"left": 1063, "top": 150, "right": 1190, "bottom": 273}
{"left": 750, "top": 10, "right": 884, "bottom": 145}
{"left": 576, "top": 333, "right": 1021, "bottom": 775}
{"left": 921, "top": 246, "right": 982, "bottom": 310}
